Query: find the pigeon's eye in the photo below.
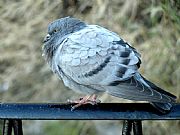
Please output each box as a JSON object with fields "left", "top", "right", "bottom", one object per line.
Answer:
{"left": 53, "top": 29, "right": 58, "bottom": 33}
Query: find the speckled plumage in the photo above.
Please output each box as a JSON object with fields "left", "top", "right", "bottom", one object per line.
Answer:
{"left": 43, "top": 17, "right": 176, "bottom": 113}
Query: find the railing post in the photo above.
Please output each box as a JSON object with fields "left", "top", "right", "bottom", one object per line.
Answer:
{"left": 122, "top": 120, "right": 143, "bottom": 135}
{"left": 122, "top": 120, "right": 133, "bottom": 135}
{"left": 132, "top": 120, "right": 143, "bottom": 135}
{"left": 12, "top": 120, "right": 23, "bottom": 135}
{"left": 3, "top": 120, "right": 13, "bottom": 135}
{"left": 2, "top": 120, "right": 23, "bottom": 135}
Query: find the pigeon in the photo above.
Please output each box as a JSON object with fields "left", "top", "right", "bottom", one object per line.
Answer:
{"left": 42, "top": 17, "right": 176, "bottom": 113}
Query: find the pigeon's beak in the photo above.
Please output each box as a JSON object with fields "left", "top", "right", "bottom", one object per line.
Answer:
{"left": 42, "top": 34, "right": 51, "bottom": 53}
{"left": 43, "top": 34, "right": 51, "bottom": 43}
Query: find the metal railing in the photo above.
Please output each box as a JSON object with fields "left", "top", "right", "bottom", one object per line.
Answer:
{"left": 0, "top": 103, "right": 180, "bottom": 135}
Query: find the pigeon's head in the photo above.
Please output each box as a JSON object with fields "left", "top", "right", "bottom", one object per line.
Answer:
{"left": 43, "top": 17, "right": 86, "bottom": 45}
{"left": 42, "top": 17, "right": 86, "bottom": 63}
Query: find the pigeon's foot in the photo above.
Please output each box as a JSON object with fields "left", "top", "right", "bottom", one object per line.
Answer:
{"left": 68, "top": 94, "right": 101, "bottom": 111}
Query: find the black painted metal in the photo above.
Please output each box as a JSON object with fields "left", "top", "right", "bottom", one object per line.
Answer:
{"left": 0, "top": 103, "right": 179, "bottom": 120}
{"left": 2, "top": 120, "right": 23, "bottom": 135}
{"left": 3, "top": 120, "right": 13, "bottom": 135}
{"left": 122, "top": 120, "right": 133, "bottom": 135}
{"left": 0, "top": 103, "right": 179, "bottom": 135}
{"left": 132, "top": 120, "right": 143, "bottom": 135}
{"left": 122, "top": 120, "right": 143, "bottom": 135}
{"left": 12, "top": 120, "right": 23, "bottom": 135}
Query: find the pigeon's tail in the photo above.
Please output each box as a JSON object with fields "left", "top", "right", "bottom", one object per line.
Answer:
{"left": 150, "top": 102, "right": 173, "bottom": 114}
{"left": 141, "top": 76, "right": 176, "bottom": 114}
{"left": 107, "top": 73, "right": 176, "bottom": 114}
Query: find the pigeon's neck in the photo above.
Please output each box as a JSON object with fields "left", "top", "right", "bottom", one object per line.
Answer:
{"left": 42, "top": 35, "right": 69, "bottom": 67}
{"left": 43, "top": 22, "right": 87, "bottom": 66}
{"left": 42, "top": 43, "right": 58, "bottom": 66}
{"left": 62, "top": 22, "right": 87, "bottom": 36}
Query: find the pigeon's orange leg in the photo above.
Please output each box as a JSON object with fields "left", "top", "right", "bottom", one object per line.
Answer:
{"left": 68, "top": 94, "right": 101, "bottom": 111}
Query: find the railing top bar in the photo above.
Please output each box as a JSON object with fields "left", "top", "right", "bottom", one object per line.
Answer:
{"left": 0, "top": 103, "right": 179, "bottom": 120}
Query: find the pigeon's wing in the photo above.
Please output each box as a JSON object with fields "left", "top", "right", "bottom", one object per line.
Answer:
{"left": 55, "top": 25, "right": 174, "bottom": 103}
{"left": 56, "top": 25, "right": 140, "bottom": 85}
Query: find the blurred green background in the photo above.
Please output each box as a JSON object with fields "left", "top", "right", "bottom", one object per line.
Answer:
{"left": 0, "top": 0, "right": 179, "bottom": 134}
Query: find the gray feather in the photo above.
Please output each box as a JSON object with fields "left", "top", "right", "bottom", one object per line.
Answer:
{"left": 43, "top": 17, "right": 176, "bottom": 113}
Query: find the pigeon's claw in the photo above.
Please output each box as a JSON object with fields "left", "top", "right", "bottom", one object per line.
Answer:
{"left": 68, "top": 94, "right": 100, "bottom": 111}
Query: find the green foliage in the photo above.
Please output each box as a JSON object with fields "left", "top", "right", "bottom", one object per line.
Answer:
{"left": 43, "top": 121, "right": 96, "bottom": 135}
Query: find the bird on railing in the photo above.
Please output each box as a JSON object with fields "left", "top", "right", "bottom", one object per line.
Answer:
{"left": 42, "top": 17, "right": 176, "bottom": 113}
